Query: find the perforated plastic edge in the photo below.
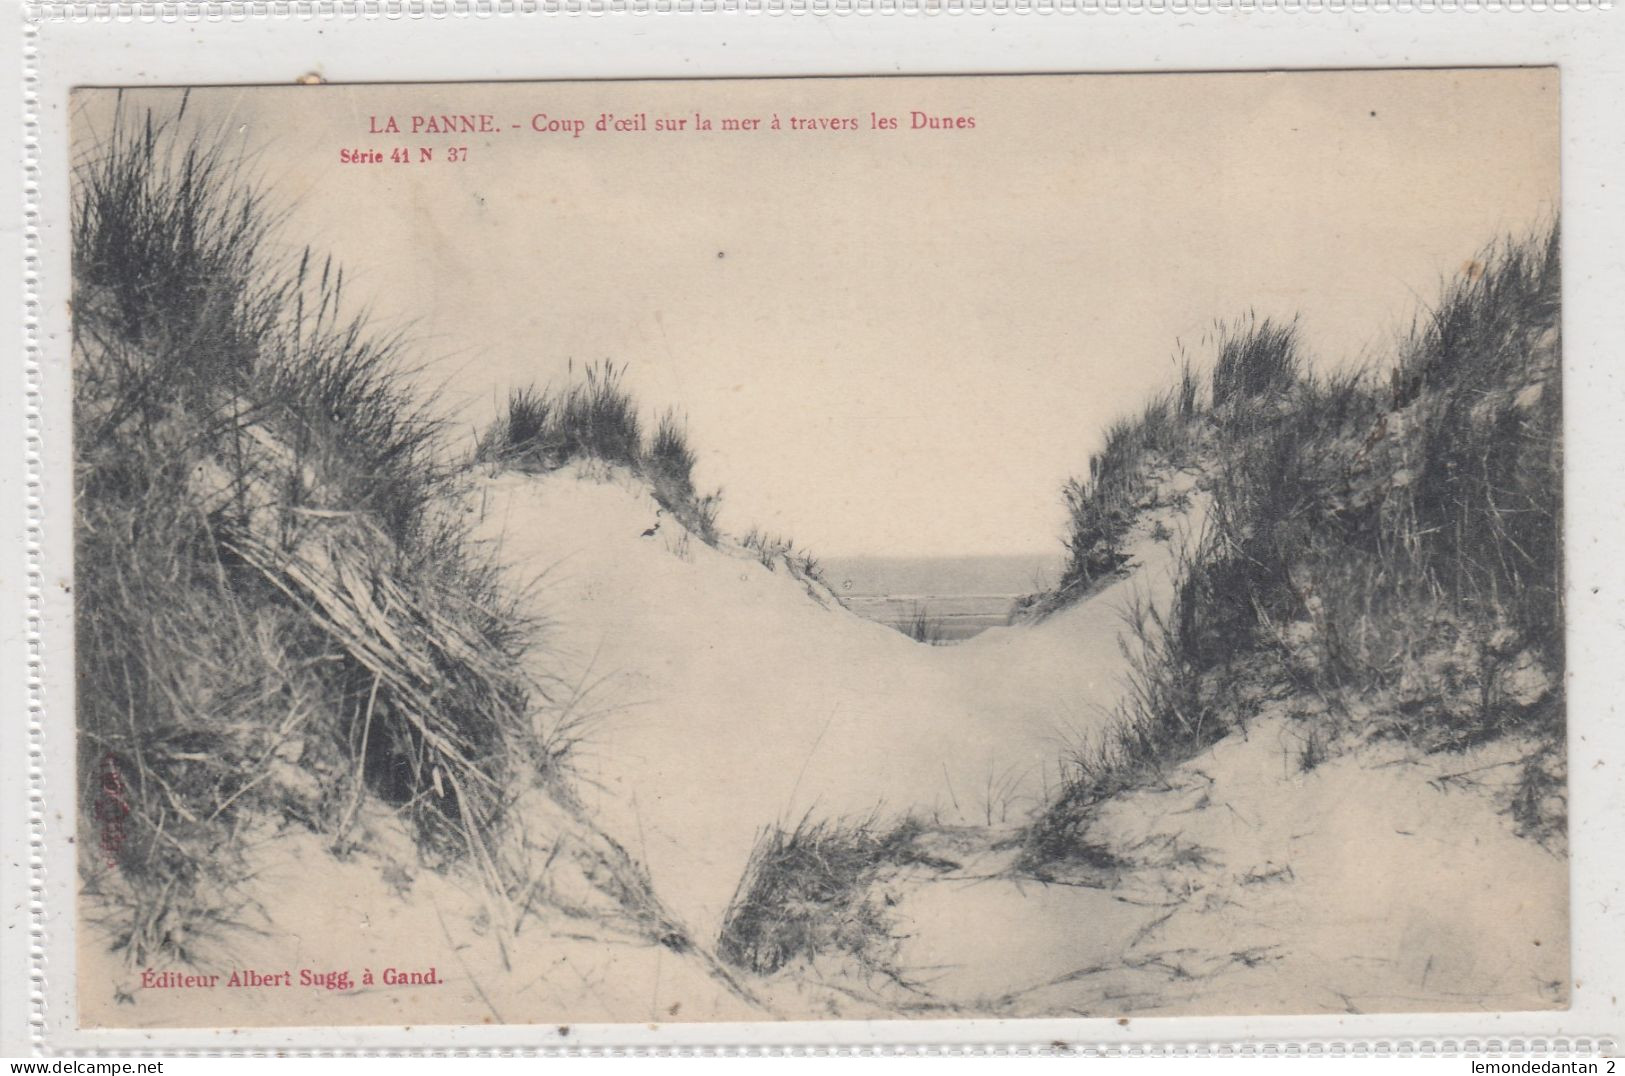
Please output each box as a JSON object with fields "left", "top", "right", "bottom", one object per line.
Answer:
{"left": 17, "top": 0, "right": 1621, "bottom": 20}
{"left": 16, "top": 2, "right": 1625, "bottom": 1060}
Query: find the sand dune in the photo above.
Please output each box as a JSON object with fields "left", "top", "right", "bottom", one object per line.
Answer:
{"left": 471, "top": 461, "right": 1562, "bottom": 1018}
{"left": 468, "top": 462, "right": 1204, "bottom": 940}
{"left": 84, "top": 460, "right": 1562, "bottom": 1026}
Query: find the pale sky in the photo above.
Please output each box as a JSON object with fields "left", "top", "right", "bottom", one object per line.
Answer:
{"left": 75, "top": 71, "right": 1558, "bottom": 557}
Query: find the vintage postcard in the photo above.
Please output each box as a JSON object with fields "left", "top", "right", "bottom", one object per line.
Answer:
{"left": 68, "top": 70, "right": 1565, "bottom": 1030}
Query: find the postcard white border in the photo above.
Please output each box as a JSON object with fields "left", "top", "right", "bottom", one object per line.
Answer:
{"left": 8, "top": 2, "right": 1625, "bottom": 1056}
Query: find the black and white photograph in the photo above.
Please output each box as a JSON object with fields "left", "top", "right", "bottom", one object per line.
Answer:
{"left": 67, "top": 70, "right": 1566, "bottom": 1029}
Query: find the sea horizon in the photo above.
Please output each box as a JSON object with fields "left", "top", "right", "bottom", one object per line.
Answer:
{"left": 822, "top": 553, "right": 1064, "bottom": 640}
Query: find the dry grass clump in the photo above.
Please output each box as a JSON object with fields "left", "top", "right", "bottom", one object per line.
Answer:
{"left": 739, "top": 526, "right": 790, "bottom": 570}
{"left": 1027, "top": 226, "right": 1564, "bottom": 866}
{"left": 74, "top": 97, "right": 550, "bottom": 966}
{"left": 477, "top": 368, "right": 723, "bottom": 546}
{"left": 717, "top": 814, "right": 925, "bottom": 977}
{"left": 476, "top": 363, "right": 641, "bottom": 472}
{"left": 1223, "top": 230, "right": 1563, "bottom": 746}
{"left": 739, "top": 527, "right": 824, "bottom": 581}
{"left": 647, "top": 409, "right": 698, "bottom": 501}
{"left": 1043, "top": 356, "right": 1208, "bottom": 609}
{"left": 894, "top": 604, "right": 948, "bottom": 646}
{"left": 1210, "top": 314, "right": 1301, "bottom": 410}
{"left": 1047, "top": 316, "right": 1303, "bottom": 609}
{"left": 1508, "top": 742, "right": 1567, "bottom": 853}
{"left": 1023, "top": 540, "right": 1231, "bottom": 868}
{"left": 480, "top": 379, "right": 841, "bottom": 593}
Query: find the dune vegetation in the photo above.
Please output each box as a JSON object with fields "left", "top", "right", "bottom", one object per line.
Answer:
{"left": 473, "top": 362, "right": 725, "bottom": 547}
{"left": 70, "top": 101, "right": 700, "bottom": 969}
{"left": 72, "top": 100, "right": 845, "bottom": 978}
{"left": 72, "top": 95, "right": 1564, "bottom": 1024}
{"left": 1026, "top": 226, "right": 1564, "bottom": 865}
{"left": 893, "top": 604, "right": 949, "bottom": 646}
{"left": 705, "top": 228, "right": 1564, "bottom": 999}
{"left": 717, "top": 813, "right": 932, "bottom": 979}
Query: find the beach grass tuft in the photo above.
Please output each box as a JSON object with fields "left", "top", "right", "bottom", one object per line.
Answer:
{"left": 477, "top": 370, "right": 725, "bottom": 547}
{"left": 74, "top": 97, "right": 559, "bottom": 966}
{"left": 894, "top": 604, "right": 949, "bottom": 646}
{"left": 717, "top": 813, "right": 923, "bottom": 977}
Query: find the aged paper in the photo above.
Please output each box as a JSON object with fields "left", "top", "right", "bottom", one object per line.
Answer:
{"left": 70, "top": 71, "right": 1563, "bottom": 1028}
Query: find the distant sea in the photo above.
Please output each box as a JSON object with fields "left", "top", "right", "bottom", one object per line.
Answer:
{"left": 821, "top": 554, "right": 1064, "bottom": 642}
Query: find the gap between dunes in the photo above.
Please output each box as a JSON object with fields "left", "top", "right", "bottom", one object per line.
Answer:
{"left": 469, "top": 461, "right": 1207, "bottom": 942}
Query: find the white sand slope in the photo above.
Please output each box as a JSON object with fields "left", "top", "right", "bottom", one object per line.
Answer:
{"left": 84, "top": 455, "right": 1193, "bottom": 1030}
{"left": 471, "top": 461, "right": 1563, "bottom": 1018}
{"left": 885, "top": 716, "right": 1566, "bottom": 1015}
{"left": 82, "top": 460, "right": 1565, "bottom": 1026}
{"left": 81, "top": 795, "right": 774, "bottom": 1028}
{"left": 468, "top": 463, "right": 1204, "bottom": 941}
